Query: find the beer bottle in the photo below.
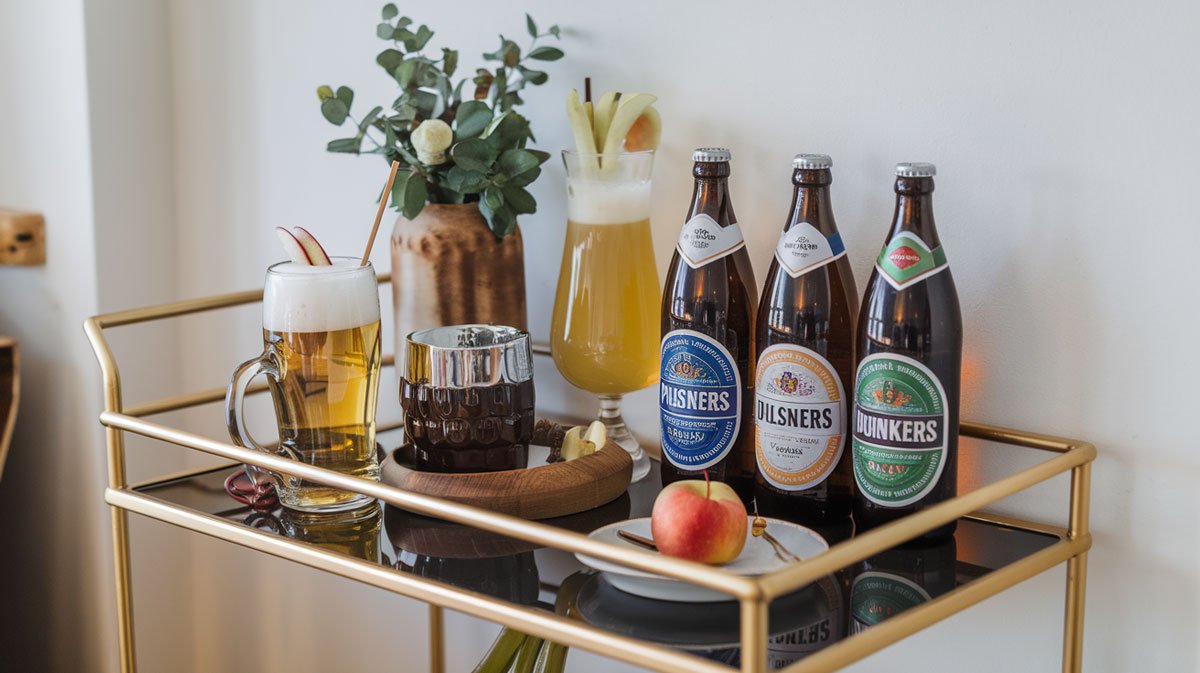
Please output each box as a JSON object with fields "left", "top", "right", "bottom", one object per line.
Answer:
{"left": 850, "top": 537, "right": 957, "bottom": 632}
{"left": 852, "top": 163, "right": 962, "bottom": 539}
{"left": 660, "top": 148, "right": 758, "bottom": 502}
{"left": 753, "top": 154, "right": 858, "bottom": 525}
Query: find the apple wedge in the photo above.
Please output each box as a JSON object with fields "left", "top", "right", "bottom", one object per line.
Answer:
{"left": 292, "top": 226, "right": 332, "bottom": 265}
{"left": 623, "top": 105, "right": 661, "bottom": 152}
{"left": 275, "top": 227, "right": 313, "bottom": 264}
{"left": 600, "top": 93, "right": 657, "bottom": 167}
{"left": 566, "top": 89, "right": 598, "bottom": 156}
{"left": 591, "top": 91, "right": 619, "bottom": 154}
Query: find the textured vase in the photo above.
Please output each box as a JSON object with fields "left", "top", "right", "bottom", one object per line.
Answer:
{"left": 390, "top": 203, "right": 528, "bottom": 358}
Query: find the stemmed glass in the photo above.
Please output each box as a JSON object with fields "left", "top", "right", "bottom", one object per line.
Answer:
{"left": 551, "top": 150, "right": 659, "bottom": 481}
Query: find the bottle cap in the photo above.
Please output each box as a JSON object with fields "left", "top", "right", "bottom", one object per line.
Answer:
{"left": 693, "top": 147, "right": 732, "bottom": 163}
{"left": 793, "top": 154, "right": 833, "bottom": 170}
{"left": 896, "top": 162, "right": 937, "bottom": 177}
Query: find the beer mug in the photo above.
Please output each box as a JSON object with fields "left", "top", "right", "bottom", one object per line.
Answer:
{"left": 226, "top": 258, "right": 383, "bottom": 512}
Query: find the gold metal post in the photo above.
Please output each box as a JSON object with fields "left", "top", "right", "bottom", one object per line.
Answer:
{"left": 428, "top": 605, "right": 445, "bottom": 673}
{"left": 740, "top": 596, "right": 769, "bottom": 673}
{"left": 1063, "top": 461, "right": 1091, "bottom": 672}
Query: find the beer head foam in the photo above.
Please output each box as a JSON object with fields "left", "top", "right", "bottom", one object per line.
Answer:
{"left": 263, "top": 258, "right": 380, "bottom": 332}
{"left": 567, "top": 179, "right": 651, "bottom": 225}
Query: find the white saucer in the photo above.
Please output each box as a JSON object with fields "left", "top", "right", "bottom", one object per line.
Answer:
{"left": 576, "top": 516, "right": 829, "bottom": 602}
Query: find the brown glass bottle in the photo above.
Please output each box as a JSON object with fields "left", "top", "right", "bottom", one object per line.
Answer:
{"left": 660, "top": 148, "right": 757, "bottom": 503}
{"left": 850, "top": 536, "right": 957, "bottom": 632}
{"left": 852, "top": 163, "right": 962, "bottom": 540}
{"left": 754, "top": 155, "right": 858, "bottom": 525}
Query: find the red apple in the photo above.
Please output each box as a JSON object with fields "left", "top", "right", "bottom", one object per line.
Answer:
{"left": 650, "top": 478, "right": 747, "bottom": 565}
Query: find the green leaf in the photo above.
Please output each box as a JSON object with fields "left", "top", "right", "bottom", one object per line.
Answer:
{"left": 395, "top": 17, "right": 412, "bottom": 29}
{"left": 549, "top": 25, "right": 560, "bottom": 38}
{"left": 326, "top": 137, "right": 361, "bottom": 154}
{"left": 391, "top": 99, "right": 417, "bottom": 120}
{"left": 450, "top": 138, "right": 498, "bottom": 172}
{"left": 335, "top": 86, "right": 353, "bottom": 109}
{"left": 484, "top": 203, "right": 517, "bottom": 237}
{"left": 384, "top": 120, "right": 397, "bottom": 151}
{"left": 483, "top": 112, "right": 531, "bottom": 149}
{"left": 483, "top": 186, "right": 504, "bottom": 210}
{"left": 451, "top": 79, "right": 467, "bottom": 104}
{"left": 454, "top": 100, "right": 493, "bottom": 139}
{"left": 409, "top": 90, "right": 440, "bottom": 118}
{"left": 316, "top": 85, "right": 334, "bottom": 101}
{"left": 442, "top": 48, "right": 458, "bottom": 77}
{"left": 321, "top": 98, "right": 349, "bottom": 125}
{"left": 444, "top": 166, "right": 491, "bottom": 194}
{"left": 473, "top": 68, "right": 494, "bottom": 87}
{"left": 528, "top": 46, "right": 563, "bottom": 61}
{"left": 394, "top": 60, "right": 417, "bottom": 88}
{"left": 527, "top": 149, "right": 551, "bottom": 165}
{"left": 381, "top": 3, "right": 398, "bottom": 19}
{"left": 506, "top": 166, "right": 541, "bottom": 188}
{"left": 358, "top": 105, "right": 383, "bottom": 133}
{"left": 526, "top": 14, "right": 537, "bottom": 37}
{"left": 376, "top": 48, "right": 403, "bottom": 73}
{"left": 498, "top": 149, "right": 539, "bottom": 176}
{"left": 503, "top": 186, "right": 536, "bottom": 214}
{"left": 389, "top": 171, "right": 412, "bottom": 209}
{"left": 489, "top": 70, "right": 507, "bottom": 104}
{"left": 501, "top": 40, "right": 520, "bottom": 67}
{"left": 377, "top": 22, "right": 394, "bottom": 39}
{"left": 518, "top": 66, "right": 547, "bottom": 85}
{"left": 405, "top": 24, "right": 433, "bottom": 51}
{"left": 392, "top": 27, "right": 414, "bottom": 43}
{"left": 403, "top": 175, "right": 428, "bottom": 218}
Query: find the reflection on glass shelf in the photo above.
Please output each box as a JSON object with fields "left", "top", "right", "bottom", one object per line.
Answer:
{"left": 135, "top": 459, "right": 1060, "bottom": 665}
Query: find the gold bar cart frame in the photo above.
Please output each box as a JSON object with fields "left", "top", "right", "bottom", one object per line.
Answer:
{"left": 85, "top": 276, "right": 1094, "bottom": 673}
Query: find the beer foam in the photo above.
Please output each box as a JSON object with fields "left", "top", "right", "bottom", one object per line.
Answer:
{"left": 567, "top": 180, "right": 652, "bottom": 225}
{"left": 263, "top": 258, "right": 380, "bottom": 332}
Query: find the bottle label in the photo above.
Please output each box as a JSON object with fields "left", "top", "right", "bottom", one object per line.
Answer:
{"left": 875, "top": 232, "right": 948, "bottom": 290}
{"left": 775, "top": 223, "right": 846, "bottom": 278}
{"left": 852, "top": 353, "right": 948, "bottom": 507}
{"left": 676, "top": 213, "right": 746, "bottom": 269}
{"left": 754, "top": 345, "right": 845, "bottom": 491}
{"left": 660, "top": 329, "right": 742, "bottom": 471}
{"left": 849, "top": 571, "right": 932, "bottom": 632}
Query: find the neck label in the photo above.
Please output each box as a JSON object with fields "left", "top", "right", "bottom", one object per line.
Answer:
{"left": 875, "top": 232, "right": 948, "bottom": 290}
{"left": 775, "top": 223, "right": 845, "bottom": 278}
{"left": 677, "top": 214, "right": 745, "bottom": 269}
{"left": 660, "top": 329, "right": 742, "bottom": 471}
{"left": 851, "top": 353, "right": 948, "bottom": 507}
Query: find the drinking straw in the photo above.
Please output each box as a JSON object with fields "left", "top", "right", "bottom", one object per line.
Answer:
{"left": 361, "top": 160, "right": 402, "bottom": 266}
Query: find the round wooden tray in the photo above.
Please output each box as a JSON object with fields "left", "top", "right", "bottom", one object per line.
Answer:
{"left": 381, "top": 440, "right": 633, "bottom": 520}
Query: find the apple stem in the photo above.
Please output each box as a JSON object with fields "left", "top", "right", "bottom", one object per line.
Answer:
{"left": 360, "top": 160, "right": 401, "bottom": 266}
{"left": 584, "top": 77, "right": 592, "bottom": 103}
{"left": 703, "top": 469, "right": 711, "bottom": 499}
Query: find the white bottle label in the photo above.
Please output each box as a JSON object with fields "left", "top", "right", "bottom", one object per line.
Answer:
{"left": 755, "top": 344, "right": 846, "bottom": 492}
{"left": 775, "top": 223, "right": 846, "bottom": 278}
{"left": 676, "top": 213, "right": 745, "bottom": 269}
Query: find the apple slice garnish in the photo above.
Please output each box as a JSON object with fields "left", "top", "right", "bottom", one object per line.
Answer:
{"left": 591, "top": 91, "right": 620, "bottom": 152}
{"left": 275, "top": 226, "right": 313, "bottom": 264}
{"left": 292, "top": 226, "right": 332, "bottom": 265}
{"left": 623, "top": 105, "right": 661, "bottom": 152}
{"left": 600, "top": 93, "right": 657, "bottom": 167}
{"left": 566, "top": 89, "right": 599, "bottom": 166}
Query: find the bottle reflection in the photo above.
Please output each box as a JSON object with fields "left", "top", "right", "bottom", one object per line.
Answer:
{"left": 850, "top": 537, "right": 957, "bottom": 632}
{"left": 244, "top": 502, "right": 384, "bottom": 563}
{"left": 766, "top": 520, "right": 853, "bottom": 667}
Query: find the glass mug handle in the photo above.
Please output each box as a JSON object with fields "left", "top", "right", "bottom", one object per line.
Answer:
{"left": 225, "top": 348, "right": 287, "bottom": 502}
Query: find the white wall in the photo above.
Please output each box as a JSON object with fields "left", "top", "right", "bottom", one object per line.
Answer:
{"left": 0, "top": 1, "right": 113, "bottom": 670}
{"left": 3, "top": 0, "right": 1196, "bottom": 670}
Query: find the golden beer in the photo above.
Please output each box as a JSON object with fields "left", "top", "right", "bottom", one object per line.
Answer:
{"left": 552, "top": 217, "right": 660, "bottom": 393}
{"left": 228, "top": 258, "right": 382, "bottom": 512}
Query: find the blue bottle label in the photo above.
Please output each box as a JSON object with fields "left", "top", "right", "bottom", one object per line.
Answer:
{"left": 659, "top": 329, "right": 742, "bottom": 471}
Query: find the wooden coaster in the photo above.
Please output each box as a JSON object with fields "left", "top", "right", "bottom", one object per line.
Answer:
{"left": 381, "top": 440, "right": 633, "bottom": 520}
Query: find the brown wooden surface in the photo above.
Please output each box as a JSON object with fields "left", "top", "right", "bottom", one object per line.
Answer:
{"left": 381, "top": 439, "right": 633, "bottom": 520}
{"left": 0, "top": 337, "right": 18, "bottom": 479}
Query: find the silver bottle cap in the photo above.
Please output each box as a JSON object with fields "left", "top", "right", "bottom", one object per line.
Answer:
{"left": 793, "top": 154, "right": 833, "bottom": 170}
{"left": 405, "top": 324, "right": 533, "bottom": 387}
{"left": 896, "top": 162, "right": 937, "bottom": 177}
{"left": 693, "top": 147, "right": 732, "bottom": 163}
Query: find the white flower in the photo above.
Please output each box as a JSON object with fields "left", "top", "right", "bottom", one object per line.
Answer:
{"left": 411, "top": 119, "right": 452, "bottom": 165}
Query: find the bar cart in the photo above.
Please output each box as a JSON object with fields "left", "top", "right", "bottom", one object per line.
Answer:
{"left": 85, "top": 274, "right": 1094, "bottom": 673}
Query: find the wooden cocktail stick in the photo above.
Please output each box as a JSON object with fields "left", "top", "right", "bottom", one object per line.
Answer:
{"left": 618, "top": 529, "right": 657, "bottom": 551}
{"left": 360, "top": 160, "right": 401, "bottom": 266}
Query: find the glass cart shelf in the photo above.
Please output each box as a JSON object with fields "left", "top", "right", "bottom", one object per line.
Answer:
{"left": 85, "top": 274, "right": 1094, "bottom": 673}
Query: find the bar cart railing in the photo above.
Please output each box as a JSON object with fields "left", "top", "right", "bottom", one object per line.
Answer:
{"left": 84, "top": 273, "right": 1094, "bottom": 673}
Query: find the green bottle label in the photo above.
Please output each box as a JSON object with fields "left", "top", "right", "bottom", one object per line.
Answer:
{"left": 852, "top": 354, "right": 947, "bottom": 507}
{"left": 875, "top": 232, "right": 948, "bottom": 290}
{"left": 850, "top": 571, "right": 932, "bottom": 631}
